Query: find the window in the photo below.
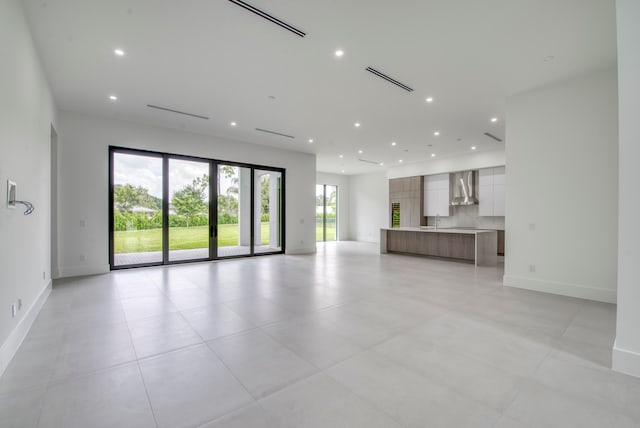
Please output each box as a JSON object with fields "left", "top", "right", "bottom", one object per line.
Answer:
{"left": 109, "top": 147, "right": 285, "bottom": 268}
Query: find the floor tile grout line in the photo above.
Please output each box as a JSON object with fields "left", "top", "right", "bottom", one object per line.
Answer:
{"left": 134, "top": 359, "right": 160, "bottom": 428}
{"left": 201, "top": 339, "right": 261, "bottom": 407}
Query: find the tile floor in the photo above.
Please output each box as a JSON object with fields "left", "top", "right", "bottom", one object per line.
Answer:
{"left": 1, "top": 241, "right": 638, "bottom": 427}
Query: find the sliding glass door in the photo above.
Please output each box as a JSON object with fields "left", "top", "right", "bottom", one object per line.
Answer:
{"left": 217, "top": 164, "right": 251, "bottom": 257}
{"left": 315, "top": 184, "right": 337, "bottom": 242}
{"left": 255, "top": 170, "right": 282, "bottom": 254}
{"left": 110, "top": 147, "right": 285, "bottom": 269}
{"left": 168, "top": 157, "right": 210, "bottom": 262}
{"left": 112, "top": 151, "right": 164, "bottom": 267}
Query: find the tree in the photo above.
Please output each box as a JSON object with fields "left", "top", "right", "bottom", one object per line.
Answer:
{"left": 114, "top": 184, "right": 140, "bottom": 212}
{"left": 327, "top": 189, "right": 337, "bottom": 214}
{"left": 114, "top": 184, "right": 161, "bottom": 212}
{"left": 261, "top": 176, "right": 270, "bottom": 215}
{"left": 172, "top": 175, "right": 208, "bottom": 227}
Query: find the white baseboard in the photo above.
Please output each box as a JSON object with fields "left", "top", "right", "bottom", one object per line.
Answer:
{"left": 0, "top": 281, "right": 52, "bottom": 377}
{"left": 613, "top": 341, "right": 640, "bottom": 378}
{"left": 285, "top": 247, "right": 317, "bottom": 255}
{"left": 58, "top": 264, "right": 110, "bottom": 278}
{"left": 503, "top": 275, "right": 616, "bottom": 304}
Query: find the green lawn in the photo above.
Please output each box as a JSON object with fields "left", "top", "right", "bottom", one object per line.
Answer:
{"left": 315, "top": 224, "right": 336, "bottom": 242}
{"left": 115, "top": 223, "right": 271, "bottom": 253}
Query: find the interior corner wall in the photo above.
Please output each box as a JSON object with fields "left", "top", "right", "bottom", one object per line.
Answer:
{"left": 56, "top": 111, "right": 316, "bottom": 276}
{"left": 349, "top": 171, "right": 389, "bottom": 243}
{"left": 504, "top": 67, "right": 618, "bottom": 303}
{"left": 316, "top": 172, "right": 350, "bottom": 241}
{"left": 0, "top": 0, "right": 57, "bottom": 375}
{"left": 613, "top": 0, "right": 640, "bottom": 378}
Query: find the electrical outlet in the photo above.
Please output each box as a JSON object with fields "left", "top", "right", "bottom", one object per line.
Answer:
{"left": 529, "top": 264, "right": 536, "bottom": 273}
{"left": 80, "top": 219, "right": 86, "bottom": 227}
{"left": 80, "top": 254, "right": 85, "bottom": 262}
{"left": 17, "top": 299, "right": 22, "bottom": 310}
{"left": 11, "top": 304, "right": 16, "bottom": 318}
{"left": 43, "top": 271, "right": 45, "bottom": 280}
{"left": 528, "top": 223, "right": 536, "bottom": 231}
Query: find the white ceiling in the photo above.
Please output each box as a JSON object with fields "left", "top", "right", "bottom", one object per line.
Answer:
{"left": 24, "top": 0, "right": 616, "bottom": 175}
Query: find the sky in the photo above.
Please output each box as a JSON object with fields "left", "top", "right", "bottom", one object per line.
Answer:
{"left": 114, "top": 152, "right": 238, "bottom": 201}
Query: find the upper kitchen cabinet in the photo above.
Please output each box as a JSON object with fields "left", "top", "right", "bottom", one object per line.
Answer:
{"left": 389, "top": 176, "right": 424, "bottom": 227}
{"left": 479, "top": 166, "right": 505, "bottom": 216}
{"left": 424, "top": 174, "right": 451, "bottom": 217}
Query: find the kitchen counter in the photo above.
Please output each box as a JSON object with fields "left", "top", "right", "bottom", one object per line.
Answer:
{"left": 381, "top": 227, "right": 497, "bottom": 235}
{"left": 380, "top": 227, "right": 497, "bottom": 266}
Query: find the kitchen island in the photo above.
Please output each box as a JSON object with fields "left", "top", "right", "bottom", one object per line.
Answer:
{"left": 380, "top": 227, "right": 498, "bottom": 267}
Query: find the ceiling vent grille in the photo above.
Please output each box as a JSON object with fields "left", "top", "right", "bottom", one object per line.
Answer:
{"left": 365, "top": 67, "right": 414, "bottom": 92}
{"left": 483, "top": 132, "right": 503, "bottom": 142}
{"left": 228, "top": 0, "right": 306, "bottom": 37}
{"left": 255, "top": 128, "right": 296, "bottom": 139}
{"left": 358, "top": 158, "right": 381, "bottom": 165}
{"left": 147, "top": 104, "right": 209, "bottom": 120}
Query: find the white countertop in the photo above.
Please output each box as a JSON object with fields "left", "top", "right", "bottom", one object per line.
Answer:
{"left": 382, "top": 227, "right": 497, "bottom": 235}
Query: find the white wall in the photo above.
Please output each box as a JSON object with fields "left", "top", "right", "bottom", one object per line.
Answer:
{"left": 316, "top": 172, "right": 350, "bottom": 241}
{"left": 386, "top": 150, "right": 505, "bottom": 179}
{"left": 504, "top": 67, "right": 618, "bottom": 303}
{"left": 0, "top": 0, "right": 57, "bottom": 375}
{"left": 349, "top": 171, "right": 388, "bottom": 243}
{"left": 613, "top": 0, "right": 640, "bottom": 378}
{"left": 56, "top": 111, "right": 316, "bottom": 277}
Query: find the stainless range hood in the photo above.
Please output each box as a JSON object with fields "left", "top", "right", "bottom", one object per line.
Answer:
{"left": 450, "top": 170, "right": 478, "bottom": 206}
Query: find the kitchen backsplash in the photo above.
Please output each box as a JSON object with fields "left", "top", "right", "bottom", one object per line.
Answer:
{"left": 426, "top": 205, "right": 505, "bottom": 230}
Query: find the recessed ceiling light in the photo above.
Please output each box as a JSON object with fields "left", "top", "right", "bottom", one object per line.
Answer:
{"left": 308, "top": 139, "right": 314, "bottom": 143}
{"left": 341, "top": 169, "right": 345, "bottom": 173}
{"left": 339, "top": 154, "right": 343, "bottom": 158}
{"left": 109, "top": 95, "right": 118, "bottom": 101}
{"left": 335, "top": 49, "right": 344, "bottom": 57}
{"left": 114, "top": 48, "right": 125, "bottom": 56}
{"left": 490, "top": 117, "right": 498, "bottom": 123}
{"left": 471, "top": 146, "right": 477, "bottom": 150}
{"left": 379, "top": 162, "right": 384, "bottom": 166}
{"left": 544, "top": 55, "right": 555, "bottom": 62}
{"left": 391, "top": 141, "right": 397, "bottom": 146}
{"left": 358, "top": 149, "right": 363, "bottom": 154}
{"left": 426, "top": 97, "right": 434, "bottom": 103}
{"left": 230, "top": 121, "right": 237, "bottom": 126}
{"left": 354, "top": 122, "right": 361, "bottom": 127}
{"left": 433, "top": 131, "right": 440, "bottom": 136}
{"left": 399, "top": 159, "right": 404, "bottom": 163}
{"left": 431, "top": 153, "right": 436, "bottom": 157}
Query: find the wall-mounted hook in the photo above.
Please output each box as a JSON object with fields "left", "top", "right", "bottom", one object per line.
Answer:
{"left": 11, "top": 200, "right": 34, "bottom": 215}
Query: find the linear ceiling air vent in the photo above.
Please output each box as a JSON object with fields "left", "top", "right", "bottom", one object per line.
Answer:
{"left": 228, "top": 0, "right": 306, "bottom": 37}
{"left": 365, "top": 67, "right": 414, "bottom": 92}
{"left": 255, "top": 128, "right": 295, "bottom": 139}
{"left": 358, "top": 158, "right": 381, "bottom": 165}
{"left": 146, "top": 104, "right": 209, "bottom": 120}
{"left": 483, "top": 132, "right": 503, "bottom": 142}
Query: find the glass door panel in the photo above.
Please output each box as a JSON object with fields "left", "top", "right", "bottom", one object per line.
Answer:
{"left": 217, "top": 164, "right": 251, "bottom": 257}
{"left": 254, "top": 170, "right": 282, "bottom": 254}
{"left": 315, "top": 185, "right": 324, "bottom": 242}
{"left": 168, "top": 158, "right": 210, "bottom": 262}
{"left": 315, "top": 184, "right": 338, "bottom": 242}
{"left": 112, "top": 152, "right": 163, "bottom": 267}
{"left": 325, "top": 185, "right": 337, "bottom": 241}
